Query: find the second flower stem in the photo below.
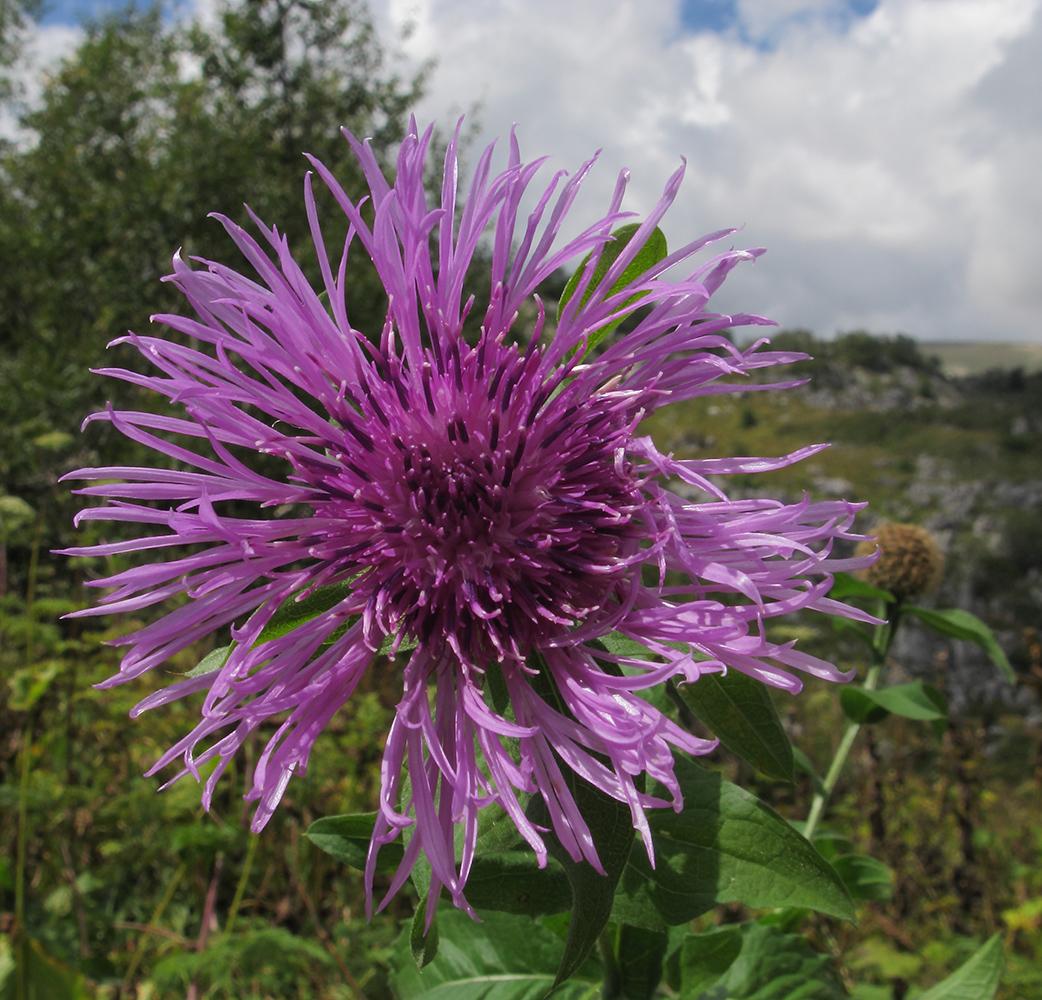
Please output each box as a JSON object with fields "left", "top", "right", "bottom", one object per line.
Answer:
{"left": 803, "top": 607, "right": 898, "bottom": 843}
{"left": 803, "top": 663, "right": 881, "bottom": 842}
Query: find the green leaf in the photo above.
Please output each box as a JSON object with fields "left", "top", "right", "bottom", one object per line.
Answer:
{"left": 484, "top": 660, "right": 511, "bottom": 715}
{"left": 410, "top": 895, "right": 440, "bottom": 970}
{"left": 686, "top": 922, "right": 847, "bottom": 1000}
{"left": 830, "top": 854, "right": 894, "bottom": 902}
{"left": 755, "top": 907, "right": 812, "bottom": 933}
{"left": 616, "top": 925, "right": 669, "bottom": 1000}
{"left": 903, "top": 606, "right": 1015, "bottom": 683}
{"left": 611, "top": 757, "right": 855, "bottom": 931}
{"left": 461, "top": 850, "right": 573, "bottom": 918}
{"left": 185, "top": 644, "right": 233, "bottom": 679}
{"left": 917, "top": 934, "right": 1004, "bottom": 1000}
{"left": 679, "top": 926, "right": 743, "bottom": 998}
{"left": 838, "top": 688, "right": 890, "bottom": 725}
{"left": 305, "top": 812, "right": 403, "bottom": 875}
{"left": 592, "top": 631, "right": 687, "bottom": 658}
{"left": 1, "top": 936, "right": 87, "bottom": 1000}
{"left": 525, "top": 767, "right": 636, "bottom": 987}
{"left": 809, "top": 832, "right": 853, "bottom": 863}
{"left": 839, "top": 680, "right": 947, "bottom": 725}
{"left": 389, "top": 907, "right": 602, "bottom": 1000}
{"left": 828, "top": 572, "right": 893, "bottom": 605}
{"left": 559, "top": 223, "right": 668, "bottom": 358}
{"left": 404, "top": 822, "right": 439, "bottom": 971}
{"left": 680, "top": 670, "right": 795, "bottom": 782}
{"left": 523, "top": 660, "right": 638, "bottom": 986}
{"left": 253, "top": 581, "right": 417, "bottom": 656}
{"left": 256, "top": 580, "right": 356, "bottom": 643}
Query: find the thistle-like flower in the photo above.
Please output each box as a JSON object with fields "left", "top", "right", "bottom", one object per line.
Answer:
{"left": 65, "top": 121, "right": 872, "bottom": 916}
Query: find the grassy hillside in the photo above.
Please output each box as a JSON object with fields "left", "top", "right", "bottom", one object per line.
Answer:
{"left": 925, "top": 341, "right": 1042, "bottom": 377}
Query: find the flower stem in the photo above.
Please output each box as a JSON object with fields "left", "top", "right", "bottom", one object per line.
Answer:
{"left": 225, "top": 833, "right": 259, "bottom": 935}
{"left": 803, "top": 606, "right": 900, "bottom": 843}
{"left": 122, "top": 862, "right": 188, "bottom": 988}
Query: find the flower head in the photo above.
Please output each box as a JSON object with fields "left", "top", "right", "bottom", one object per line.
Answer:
{"left": 858, "top": 522, "right": 944, "bottom": 601}
{"left": 65, "top": 121, "right": 873, "bottom": 917}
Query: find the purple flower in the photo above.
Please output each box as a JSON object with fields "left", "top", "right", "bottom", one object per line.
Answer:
{"left": 65, "top": 121, "right": 872, "bottom": 917}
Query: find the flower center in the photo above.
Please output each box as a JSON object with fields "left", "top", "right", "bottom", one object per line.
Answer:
{"left": 303, "top": 339, "right": 647, "bottom": 661}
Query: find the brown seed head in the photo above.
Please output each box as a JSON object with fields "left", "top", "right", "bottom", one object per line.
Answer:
{"left": 857, "top": 522, "right": 945, "bottom": 601}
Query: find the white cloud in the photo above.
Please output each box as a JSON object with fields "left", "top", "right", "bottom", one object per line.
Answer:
{"left": 375, "top": 0, "right": 1042, "bottom": 342}
{"left": 12, "top": 0, "right": 1041, "bottom": 342}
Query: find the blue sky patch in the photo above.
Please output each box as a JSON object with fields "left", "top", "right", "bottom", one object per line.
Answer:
{"left": 679, "top": 0, "right": 880, "bottom": 50}
{"left": 37, "top": 0, "right": 114, "bottom": 26}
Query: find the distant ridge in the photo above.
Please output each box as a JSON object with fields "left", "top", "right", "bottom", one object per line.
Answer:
{"left": 924, "top": 341, "right": 1042, "bottom": 376}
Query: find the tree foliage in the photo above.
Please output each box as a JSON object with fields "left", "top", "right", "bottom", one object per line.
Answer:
{"left": 0, "top": 0, "right": 423, "bottom": 585}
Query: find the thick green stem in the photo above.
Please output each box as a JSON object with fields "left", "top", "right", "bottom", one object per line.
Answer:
{"left": 803, "top": 605, "right": 900, "bottom": 843}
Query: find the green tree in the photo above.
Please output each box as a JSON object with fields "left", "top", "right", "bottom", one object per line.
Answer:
{"left": 0, "top": 0, "right": 423, "bottom": 584}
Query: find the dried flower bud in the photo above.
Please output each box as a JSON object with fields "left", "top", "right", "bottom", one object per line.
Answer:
{"left": 857, "top": 522, "right": 944, "bottom": 601}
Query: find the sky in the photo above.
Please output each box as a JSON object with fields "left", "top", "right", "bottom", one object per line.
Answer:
{"left": 22, "top": 0, "right": 1042, "bottom": 343}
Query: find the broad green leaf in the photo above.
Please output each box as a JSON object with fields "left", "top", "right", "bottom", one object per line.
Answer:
{"left": 559, "top": 223, "right": 668, "bottom": 358}
{"left": 305, "top": 812, "right": 403, "bottom": 875}
{"left": 461, "top": 850, "right": 572, "bottom": 918}
{"left": 840, "top": 680, "right": 946, "bottom": 725}
{"left": 828, "top": 572, "right": 893, "bottom": 605}
{"left": 389, "top": 907, "right": 602, "bottom": 1000}
{"left": 611, "top": 757, "right": 854, "bottom": 930}
{"left": 680, "top": 670, "right": 795, "bottom": 782}
{"left": 830, "top": 854, "right": 894, "bottom": 902}
{"left": 903, "top": 606, "right": 1015, "bottom": 683}
{"left": 616, "top": 925, "right": 669, "bottom": 1000}
{"left": 689, "top": 922, "right": 847, "bottom": 1000}
{"left": 917, "top": 934, "right": 1004, "bottom": 1000}
{"left": 679, "top": 926, "right": 743, "bottom": 998}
